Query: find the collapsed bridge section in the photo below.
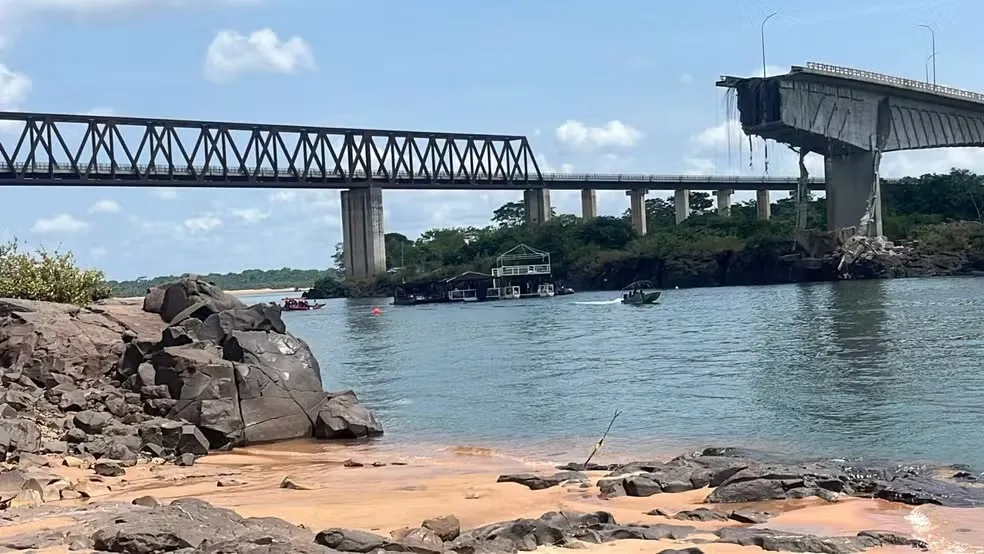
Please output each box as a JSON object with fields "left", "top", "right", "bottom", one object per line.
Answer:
{"left": 717, "top": 62, "right": 984, "bottom": 238}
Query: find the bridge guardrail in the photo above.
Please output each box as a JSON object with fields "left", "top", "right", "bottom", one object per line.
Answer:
{"left": 0, "top": 162, "right": 821, "bottom": 184}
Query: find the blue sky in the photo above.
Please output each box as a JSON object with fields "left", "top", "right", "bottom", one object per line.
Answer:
{"left": 1, "top": 0, "right": 983, "bottom": 279}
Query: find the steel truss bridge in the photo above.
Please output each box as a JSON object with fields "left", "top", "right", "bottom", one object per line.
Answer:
{"left": 0, "top": 111, "right": 827, "bottom": 191}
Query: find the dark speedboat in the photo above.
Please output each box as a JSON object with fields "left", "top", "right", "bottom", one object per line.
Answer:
{"left": 620, "top": 280, "right": 661, "bottom": 305}
{"left": 281, "top": 297, "right": 325, "bottom": 311}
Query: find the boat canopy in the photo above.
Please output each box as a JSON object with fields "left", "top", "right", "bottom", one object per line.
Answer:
{"left": 444, "top": 271, "right": 493, "bottom": 284}
{"left": 621, "top": 280, "right": 655, "bottom": 291}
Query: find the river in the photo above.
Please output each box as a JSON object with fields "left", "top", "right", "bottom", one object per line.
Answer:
{"left": 247, "top": 276, "right": 984, "bottom": 469}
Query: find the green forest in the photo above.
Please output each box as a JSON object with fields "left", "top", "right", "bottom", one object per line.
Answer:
{"left": 306, "top": 169, "right": 984, "bottom": 298}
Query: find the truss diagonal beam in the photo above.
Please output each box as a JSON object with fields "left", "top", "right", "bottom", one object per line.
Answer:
{"left": 0, "top": 111, "right": 544, "bottom": 187}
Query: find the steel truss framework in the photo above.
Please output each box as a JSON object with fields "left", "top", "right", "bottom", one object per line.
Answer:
{"left": 0, "top": 111, "right": 544, "bottom": 188}
{"left": 0, "top": 111, "right": 839, "bottom": 191}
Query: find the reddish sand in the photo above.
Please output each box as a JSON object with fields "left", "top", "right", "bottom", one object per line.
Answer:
{"left": 3, "top": 441, "right": 981, "bottom": 553}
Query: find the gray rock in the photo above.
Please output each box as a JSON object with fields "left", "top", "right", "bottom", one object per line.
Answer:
{"left": 315, "top": 528, "right": 388, "bottom": 552}
{"left": 0, "top": 417, "right": 40, "bottom": 458}
{"left": 598, "top": 447, "right": 984, "bottom": 508}
{"left": 157, "top": 277, "right": 246, "bottom": 325}
{"left": 178, "top": 424, "right": 211, "bottom": 456}
{"left": 714, "top": 527, "right": 929, "bottom": 553}
{"left": 132, "top": 495, "right": 160, "bottom": 507}
{"left": 94, "top": 460, "right": 124, "bottom": 477}
{"left": 728, "top": 509, "right": 776, "bottom": 524}
{"left": 496, "top": 471, "right": 588, "bottom": 491}
{"left": 314, "top": 391, "right": 383, "bottom": 440}
{"left": 422, "top": 514, "right": 461, "bottom": 541}
{"left": 672, "top": 508, "right": 728, "bottom": 522}
{"left": 73, "top": 410, "right": 111, "bottom": 434}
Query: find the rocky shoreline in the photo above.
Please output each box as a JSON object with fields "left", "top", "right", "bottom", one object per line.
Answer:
{"left": 0, "top": 443, "right": 980, "bottom": 553}
{"left": 0, "top": 277, "right": 382, "bottom": 474}
{"left": 2, "top": 277, "right": 983, "bottom": 553}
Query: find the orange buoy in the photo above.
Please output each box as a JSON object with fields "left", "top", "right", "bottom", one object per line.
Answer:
{"left": 371, "top": 307, "right": 381, "bottom": 316}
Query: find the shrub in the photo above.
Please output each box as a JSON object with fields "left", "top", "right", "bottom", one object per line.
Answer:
{"left": 0, "top": 238, "right": 111, "bottom": 305}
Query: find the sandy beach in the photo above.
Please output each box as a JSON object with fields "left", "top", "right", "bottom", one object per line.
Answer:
{"left": 2, "top": 441, "right": 980, "bottom": 554}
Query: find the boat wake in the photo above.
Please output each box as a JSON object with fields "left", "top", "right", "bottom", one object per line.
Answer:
{"left": 573, "top": 298, "right": 622, "bottom": 305}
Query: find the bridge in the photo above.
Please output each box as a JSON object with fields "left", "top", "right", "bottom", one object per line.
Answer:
{"left": 0, "top": 110, "right": 819, "bottom": 190}
{"left": 2, "top": 60, "right": 981, "bottom": 278}
{"left": 718, "top": 61, "right": 984, "bottom": 238}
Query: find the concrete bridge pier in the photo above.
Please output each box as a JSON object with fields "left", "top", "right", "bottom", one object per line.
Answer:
{"left": 825, "top": 151, "right": 882, "bottom": 237}
{"left": 674, "top": 189, "right": 690, "bottom": 224}
{"left": 715, "top": 189, "right": 733, "bottom": 216}
{"left": 756, "top": 189, "right": 771, "bottom": 221}
{"left": 626, "top": 188, "right": 647, "bottom": 235}
{"left": 523, "top": 188, "right": 551, "bottom": 224}
{"left": 580, "top": 189, "right": 597, "bottom": 218}
{"left": 341, "top": 187, "right": 387, "bottom": 279}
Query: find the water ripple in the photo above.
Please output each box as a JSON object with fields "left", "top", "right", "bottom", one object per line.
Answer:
{"left": 253, "top": 277, "right": 984, "bottom": 468}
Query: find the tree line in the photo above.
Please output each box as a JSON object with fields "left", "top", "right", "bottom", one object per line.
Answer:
{"left": 308, "top": 169, "right": 984, "bottom": 297}
{"left": 5, "top": 169, "right": 980, "bottom": 306}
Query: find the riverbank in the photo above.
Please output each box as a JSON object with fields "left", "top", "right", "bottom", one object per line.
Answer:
{"left": 306, "top": 223, "right": 984, "bottom": 300}
{"left": 1, "top": 442, "right": 980, "bottom": 553}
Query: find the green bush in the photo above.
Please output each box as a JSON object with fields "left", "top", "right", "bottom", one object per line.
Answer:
{"left": 0, "top": 239, "right": 111, "bottom": 305}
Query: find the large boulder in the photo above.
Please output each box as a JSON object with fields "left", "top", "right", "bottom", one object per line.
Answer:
{"left": 0, "top": 298, "right": 164, "bottom": 384}
{"left": 123, "top": 284, "right": 383, "bottom": 449}
{"left": 314, "top": 391, "right": 383, "bottom": 439}
{"left": 0, "top": 278, "right": 381, "bottom": 463}
{"left": 149, "top": 276, "right": 246, "bottom": 325}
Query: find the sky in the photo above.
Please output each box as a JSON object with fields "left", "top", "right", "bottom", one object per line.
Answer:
{"left": 2, "top": 0, "right": 984, "bottom": 280}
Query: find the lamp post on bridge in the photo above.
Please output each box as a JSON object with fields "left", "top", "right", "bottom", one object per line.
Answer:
{"left": 925, "top": 52, "right": 939, "bottom": 85}
{"left": 917, "top": 24, "right": 937, "bottom": 87}
{"left": 760, "top": 11, "right": 779, "bottom": 174}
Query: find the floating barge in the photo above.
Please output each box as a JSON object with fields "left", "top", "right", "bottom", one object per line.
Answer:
{"left": 392, "top": 244, "right": 572, "bottom": 306}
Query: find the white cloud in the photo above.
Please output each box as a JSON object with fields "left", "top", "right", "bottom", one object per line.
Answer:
{"left": 90, "top": 246, "right": 108, "bottom": 259}
{"left": 183, "top": 214, "right": 222, "bottom": 233}
{"left": 88, "top": 199, "right": 121, "bottom": 214}
{"left": 31, "top": 214, "right": 88, "bottom": 233}
{"left": 0, "top": 63, "right": 30, "bottom": 108}
{"left": 204, "top": 28, "right": 315, "bottom": 82}
{"left": 151, "top": 187, "right": 178, "bottom": 200}
{"left": 555, "top": 120, "right": 643, "bottom": 149}
{"left": 269, "top": 190, "right": 297, "bottom": 202}
{"left": 229, "top": 207, "right": 268, "bottom": 223}
{"left": 85, "top": 106, "right": 115, "bottom": 115}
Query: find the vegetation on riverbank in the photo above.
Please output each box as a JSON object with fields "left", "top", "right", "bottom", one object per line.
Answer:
{"left": 109, "top": 268, "right": 337, "bottom": 298}
{"left": 0, "top": 239, "right": 111, "bottom": 304}
{"left": 306, "top": 169, "right": 984, "bottom": 298}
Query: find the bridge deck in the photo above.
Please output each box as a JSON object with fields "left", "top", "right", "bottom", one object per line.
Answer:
{"left": 0, "top": 163, "right": 825, "bottom": 190}
{"left": 0, "top": 110, "right": 833, "bottom": 190}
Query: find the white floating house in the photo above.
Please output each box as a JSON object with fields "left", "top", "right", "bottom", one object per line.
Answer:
{"left": 487, "top": 244, "right": 555, "bottom": 299}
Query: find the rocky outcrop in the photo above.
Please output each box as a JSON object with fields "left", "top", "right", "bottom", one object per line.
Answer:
{"left": 0, "top": 276, "right": 381, "bottom": 466}
{"left": 581, "top": 447, "right": 984, "bottom": 508}
{"left": 0, "top": 493, "right": 930, "bottom": 553}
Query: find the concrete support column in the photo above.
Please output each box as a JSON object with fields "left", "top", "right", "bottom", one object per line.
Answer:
{"left": 523, "top": 188, "right": 551, "bottom": 224}
{"left": 626, "top": 188, "right": 647, "bottom": 235}
{"left": 340, "top": 187, "right": 387, "bottom": 279}
{"left": 580, "top": 189, "right": 597, "bottom": 219}
{"left": 674, "top": 189, "right": 690, "bottom": 225}
{"left": 825, "top": 151, "right": 881, "bottom": 237}
{"left": 715, "top": 189, "right": 733, "bottom": 217}
{"left": 756, "top": 189, "right": 771, "bottom": 221}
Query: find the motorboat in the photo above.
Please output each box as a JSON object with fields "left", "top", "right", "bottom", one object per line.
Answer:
{"left": 281, "top": 297, "right": 325, "bottom": 311}
{"left": 620, "top": 280, "right": 661, "bottom": 305}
